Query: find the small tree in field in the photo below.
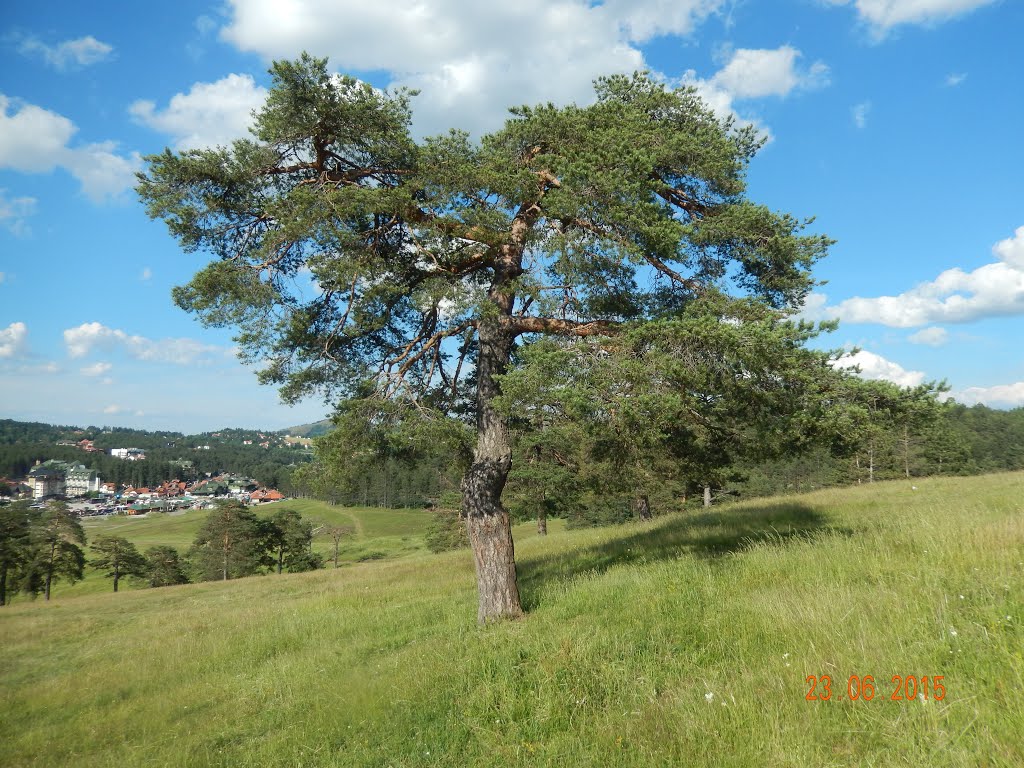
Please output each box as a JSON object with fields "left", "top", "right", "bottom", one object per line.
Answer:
{"left": 90, "top": 535, "right": 148, "bottom": 592}
{"left": 25, "top": 501, "right": 86, "bottom": 600}
{"left": 0, "top": 501, "right": 34, "bottom": 606}
{"left": 322, "top": 524, "right": 356, "bottom": 568}
{"left": 188, "top": 501, "right": 268, "bottom": 581}
{"left": 145, "top": 545, "right": 190, "bottom": 587}
{"left": 265, "top": 508, "right": 321, "bottom": 573}
{"left": 138, "top": 55, "right": 829, "bottom": 621}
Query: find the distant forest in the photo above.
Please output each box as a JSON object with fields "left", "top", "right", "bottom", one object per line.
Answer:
{"left": 0, "top": 420, "right": 312, "bottom": 492}
{"left": 5, "top": 402, "right": 1024, "bottom": 514}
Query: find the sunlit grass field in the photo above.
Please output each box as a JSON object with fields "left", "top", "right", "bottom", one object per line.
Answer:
{"left": 41, "top": 499, "right": 432, "bottom": 597}
{"left": 2, "top": 474, "right": 1023, "bottom": 766}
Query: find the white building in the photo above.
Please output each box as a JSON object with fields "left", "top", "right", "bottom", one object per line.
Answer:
{"left": 28, "top": 463, "right": 65, "bottom": 499}
{"left": 110, "top": 448, "right": 146, "bottom": 461}
{"left": 65, "top": 463, "right": 102, "bottom": 497}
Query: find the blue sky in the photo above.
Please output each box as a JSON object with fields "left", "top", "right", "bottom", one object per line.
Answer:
{"left": 1, "top": 0, "right": 1022, "bottom": 433}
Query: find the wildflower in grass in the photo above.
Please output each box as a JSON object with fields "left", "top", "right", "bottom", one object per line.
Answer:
{"left": 705, "top": 692, "right": 714, "bottom": 702}
{"left": 949, "top": 627, "right": 958, "bottom": 637}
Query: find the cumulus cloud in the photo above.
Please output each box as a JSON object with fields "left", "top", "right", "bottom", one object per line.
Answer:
{"left": 214, "top": 0, "right": 765, "bottom": 136}
{"left": 19, "top": 35, "right": 113, "bottom": 70}
{"left": 832, "top": 349, "right": 926, "bottom": 388}
{"left": 129, "top": 74, "right": 268, "bottom": 150}
{"left": 907, "top": 326, "right": 948, "bottom": 346}
{"left": 945, "top": 72, "right": 967, "bottom": 87}
{"left": 710, "top": 46, "right": 829, "bottom": 99}
{"left": 63, "top": 322, "right": 234, "bottom": 365}
{"left": 816, "top": 227, "right": 1024, "bottom": 328}
{"left": 103, "top": 404, "right": 123, "bottom": 415}
{"left": 956, "top": 382, "right": 1024, "bottom": 408}
{"left": 826, "top": 0, "right": 998, "bottom": 34}
{"left": 0, "top": 95, "right": 75, "bottom": 173}
{"left": 0, "top": 321, "right": 29, "bottom": 359}
{"left": 0, "top": 189, "right": 37, "bottom": 235}
{"left": 80, "top": 361, "right": 113, "bottom": 377}
{"left": 0, "top": 95, "right": 140, "bottom": 202}
{"left": 141, "top": 267, "right": 153, "bottom": 281}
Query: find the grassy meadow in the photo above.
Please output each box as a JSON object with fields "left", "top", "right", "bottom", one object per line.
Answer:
{"left": 2, "top": 473, "right": 1023, "bottom": 766}
{"left": 41, "top": 499, "right": 432, "bottom": 598}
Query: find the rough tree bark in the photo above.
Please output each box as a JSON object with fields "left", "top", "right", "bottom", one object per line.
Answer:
{"left": 462, "top": 315, "right": 522, "bottom": 623}
{"left": 703, "top": 484, "right": 712, "bottom": 508}
{"left": 633, "top": 494, "right": 652, "bottom": 521}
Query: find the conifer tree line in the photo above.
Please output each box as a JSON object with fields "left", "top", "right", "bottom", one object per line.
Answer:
{"left": 0, "top": 500, "right": 327, "bottom": 605}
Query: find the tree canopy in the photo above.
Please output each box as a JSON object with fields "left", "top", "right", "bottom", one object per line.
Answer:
{"left": 138, "top": 54, "right": 831, "bottom": 621}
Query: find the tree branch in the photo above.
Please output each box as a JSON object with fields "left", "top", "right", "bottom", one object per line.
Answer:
{"left": 504, "top": 316, "right": 621, "bottom": 338}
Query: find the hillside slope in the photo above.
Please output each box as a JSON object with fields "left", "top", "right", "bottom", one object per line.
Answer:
{"left": 2, "top": 475, "right": 1022, "bottom": 766}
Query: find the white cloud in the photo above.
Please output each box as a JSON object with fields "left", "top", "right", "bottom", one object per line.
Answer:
{"left": 0, "top": 189, "right": 37, "bottom": 235}
{"left": 0, "top": 95, "right": 140, "bottom": 202}
{"left": 992, "top": 225, "right": 1024, "bottom": 269}
{"left": 0, "top": 272, "right": 4, "bottom": 283}
{"left": 852, "top": 100, "right": 871, "bottom": 128}
{"left": 710, "top": 46, "right": 829, "bottom": 99}
{"left": 141, "top": 267, "right": 153, "bottom": 281}
{"left": 907, "top": 326, "right": 948, "bottom": 346}
{"left": 19, "top": 35, "right": 113, "bottom": 70}
{"left": 129, "top": 74, "right": 268, "bottom": 150}
{"left": 0, "top": 321, "right": 28, "bottom": 359}
{"left": 676, "top": 45, "right": 829, "bottom": 142}
{"left": 103, "top": 404, "right": 123, "bottom": 415}
{"left": 832, "top": 349, "right": 926, "bottom": 388}
{"left": 63, "top": 322, "right": 235, "bottom": 365}
{"left": 956, "top": 382, "right": 1024, "bottom": 408}
{"left": 817, "top": 227, "right": 1024, "bottom": 328}
{"left": 0, "top": 96, "right": 76, "bottom": 173}
{"left": 827, "top": 0, "right": 998, "bottom": 34}
{"left": 217, "top": 0, "right": 732, "bottom": 136}
{"left": 80, "top": 361, "right": 113, "bottom": 377}
{"left": 60, "top": 141, "right": 143, "bottom": 204}
{"left": 945, "top": 72, "right": 967, "bottom": 87}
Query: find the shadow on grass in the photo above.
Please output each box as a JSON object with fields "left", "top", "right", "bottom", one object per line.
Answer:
{"left": 517, "top": 502, "right": 848, "bottom": 611}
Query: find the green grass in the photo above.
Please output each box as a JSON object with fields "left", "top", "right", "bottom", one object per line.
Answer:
{"left": 2, "top": 474, "right": 1023, "bottom": 766}
{"left": 47, "top": 499, "right": 432, "bottom": 597}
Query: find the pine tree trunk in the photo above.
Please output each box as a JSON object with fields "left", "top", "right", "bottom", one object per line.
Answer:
{"left": 633, "top": 494, "right": 652, "bottom": 521}
{"left": 903, "top": 425, "right": 910, "bottom": 479}
{"left": 113, "top": 566, "right": 120, "bottom": 593}
{"left": 537, "top": 508, "right": 547, "bottom": 535}
{"left": 462, "top": 315, "right": 522, "bottom": 623}
{"left": 703, "top": 484, "right": 712, "bottom": 508}
{"left": 45, "top": 542, "right": 55, "bottom": 601}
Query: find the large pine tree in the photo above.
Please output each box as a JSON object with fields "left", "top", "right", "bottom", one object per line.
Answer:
{"left": 138, "top": 55, "right": 830, "bottom": 621}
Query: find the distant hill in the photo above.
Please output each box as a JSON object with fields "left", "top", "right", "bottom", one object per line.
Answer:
{"left": 280, "top": 419, "right": 334, "bottom": 438}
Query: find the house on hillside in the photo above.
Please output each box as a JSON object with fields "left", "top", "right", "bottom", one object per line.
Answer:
{"left": 110, "top": 448, "right": 146, "bottom": 461}
{"left": 250, "top": 489, "right": 284, "bottom": 503}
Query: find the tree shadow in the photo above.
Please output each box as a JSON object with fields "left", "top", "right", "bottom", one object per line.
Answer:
{"left": 517, "top": 502, "right": 850, "bottom": 611}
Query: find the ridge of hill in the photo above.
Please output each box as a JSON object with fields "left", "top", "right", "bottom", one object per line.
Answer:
{"left": 279, "top": 418, "right": 335, "bottom": 438}
{"left": 2, "top": 473, "right": 1022, "bottom": 766}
